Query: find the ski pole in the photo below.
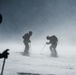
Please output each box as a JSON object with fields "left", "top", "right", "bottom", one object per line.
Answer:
{"left": 1, "top": 49, "right": 9, "bottom": 75}
{"left": 40, "top": 44, "right": 46, "bottom": 54}
{"left": 1, "top": 58, "right": 6, "bottom": 75}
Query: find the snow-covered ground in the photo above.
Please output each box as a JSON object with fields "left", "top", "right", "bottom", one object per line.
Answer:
{"left": 0, "top": 52, "right": 76, "bottom": 75}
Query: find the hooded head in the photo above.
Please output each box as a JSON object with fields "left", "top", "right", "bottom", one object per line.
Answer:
{"left": 46, "top": 36, "right": 50, "bottom": 40}
{"left": 29, "top": 31, "right": 32, "bottom": 36}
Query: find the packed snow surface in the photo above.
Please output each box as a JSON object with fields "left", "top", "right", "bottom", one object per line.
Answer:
{"left": 0, "top": 52, "right": 76, "bottom": 75}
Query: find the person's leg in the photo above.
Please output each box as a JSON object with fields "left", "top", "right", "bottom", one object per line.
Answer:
{"left": 53, "top": 48, "right": 57, "bottom": 56}
{"left": 50, "top": 45, "right": 53, "bottom": 53}
{"left": 24, "top": 43, "right": 29, "bottom": 55}
{"left": 23, "top": 41, "right": 26, "bottom": 53}
{"left": 53, "top": 44, "right": 58, "bottom": 57}
{"left": 50, "top": 45, "right": 54, "bottom": 56}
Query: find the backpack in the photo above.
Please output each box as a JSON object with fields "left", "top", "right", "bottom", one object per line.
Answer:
{"left": 22, "top": 33, "right": 29, "bottom": 40}
{"left": 50, "top": 36, "right": 58, "bottom": 44}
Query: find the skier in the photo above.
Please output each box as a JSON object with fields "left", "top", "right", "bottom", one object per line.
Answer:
{"left": 46, "top": 35, "right": 58, "bottom": 57}
{"left": 22, "top": 31, "right": 32, "bottom": 56}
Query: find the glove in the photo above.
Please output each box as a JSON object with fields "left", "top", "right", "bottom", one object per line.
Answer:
{"left": 46, "top": 42, "right": 48, "bottom": 44}
{"left": 2, "top": 49, "right": 9, "bottom": 59}
{"left": 29, "top": 40, "right": 31, "bottom": 43}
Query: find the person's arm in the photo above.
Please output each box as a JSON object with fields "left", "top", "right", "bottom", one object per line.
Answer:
{"left": 29, "top": 40, "right": 31, "bottom": 43}
{"left": 22, "top": 35, "right": 24, "bottom": 39}
{"left": 46, "top": 41, "right": 51, "bottom": 44}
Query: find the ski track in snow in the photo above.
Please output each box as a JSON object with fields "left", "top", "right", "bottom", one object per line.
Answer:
{"left": 0, "top": 52, "right": 76, "bottom": 75}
